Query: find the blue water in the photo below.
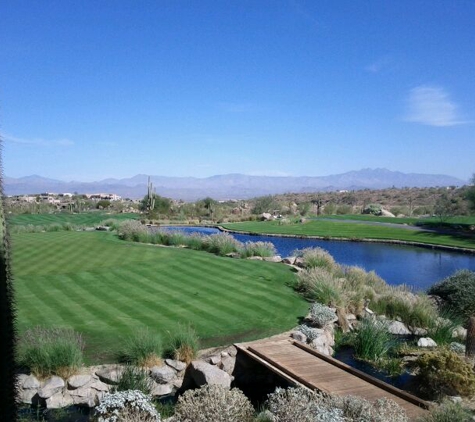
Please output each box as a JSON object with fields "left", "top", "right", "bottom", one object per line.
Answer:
{"left": 158, "top": 226, "right": 475, "bottom": 291}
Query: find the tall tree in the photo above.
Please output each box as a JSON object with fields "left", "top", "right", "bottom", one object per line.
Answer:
{"left": 0, "top": 136, "right": 18, "bottom": 420}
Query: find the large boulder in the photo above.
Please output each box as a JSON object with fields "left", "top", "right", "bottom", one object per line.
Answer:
{"left": 150, "top": 365, "right": 176, "bottom": 384}
{"left": 95, "top": 366, "right": 123, "bottom": 384}
{"left": 189, "top": 360, "right": 231, "bottom": 388}
{"left": 417, "top": 337, "right": 437, "bottom": 348}
{"left": 46, "top": 391, "right": 74, "bottom": 409}
{"left": 388, "top": 321, "right": 412, "bottom": 335}
{"left": 68, "top": 374, "right": 92, "bottom": 389}
{"left": 38, "top": 376, "right": 65, "bottom": 399}
{"left": 380, "top": 209, "right": 395, "bottom": 217}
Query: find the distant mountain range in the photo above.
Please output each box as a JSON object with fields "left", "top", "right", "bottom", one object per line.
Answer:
{"left": 5, "top": 169, "right": 467, "bottom": 201}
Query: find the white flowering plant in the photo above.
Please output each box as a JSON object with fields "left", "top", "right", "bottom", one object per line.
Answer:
{"left": 94, "top": 390, "right": 160, "bottom": 422}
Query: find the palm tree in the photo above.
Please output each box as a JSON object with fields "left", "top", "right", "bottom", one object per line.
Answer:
{"left": 0, "top": 137, "right": 18, "bottom": 420}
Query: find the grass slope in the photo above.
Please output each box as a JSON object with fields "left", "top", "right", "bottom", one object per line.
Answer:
{"left": 8, "top": 212, "right": 137, "bottom": 227}
{"left": 13, "top": 231, "right": 306, "bottom": 363}
{"left": 221, "top": 220, "right": 475, "bottom": 250}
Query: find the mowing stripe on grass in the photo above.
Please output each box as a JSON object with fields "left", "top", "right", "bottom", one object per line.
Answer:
{"left": 13, "top": 231, "right": 307, "bottom": 363}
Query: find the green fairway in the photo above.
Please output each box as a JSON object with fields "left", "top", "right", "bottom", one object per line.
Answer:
{"left": 12, "top": 231, "right": 306, "bottom": 363}
{"left": 7, "top": 212, "right": 138, "bottom": 227}
{"left": 221, "top": 220, "right": 475, "bottom": 250}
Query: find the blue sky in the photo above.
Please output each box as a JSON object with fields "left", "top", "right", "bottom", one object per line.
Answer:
{"left": 1, "top": 0, "right": 474, "bottom": 182}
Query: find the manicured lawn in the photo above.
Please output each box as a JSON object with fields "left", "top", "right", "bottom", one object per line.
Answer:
{"left": 12, "top": 231, "right": 306, "bottom": 363}
{"left": 317, "top": 214, "right": 475, "bottom": 226}
{"left": 7, "top": 212, "right": 138, "bottom": 227}
{"left": 221, "top": 220, "right": 475, "bottom": 250}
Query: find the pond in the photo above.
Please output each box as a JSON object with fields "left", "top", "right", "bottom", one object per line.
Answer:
{"left": 159, "top": 226, "right": 475, "bottom": 291}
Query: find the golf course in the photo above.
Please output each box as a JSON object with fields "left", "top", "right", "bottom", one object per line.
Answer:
{"left": 12, "top": 228, "right": 307, "bottom": 363}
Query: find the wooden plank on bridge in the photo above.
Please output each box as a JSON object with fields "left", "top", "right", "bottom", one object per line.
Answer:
{"left": 235, "top": 339, "right": 429, "bottom": 421}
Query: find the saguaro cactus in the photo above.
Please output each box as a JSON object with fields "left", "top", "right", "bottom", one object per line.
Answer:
{"left": 147, "top": 176, "right": 155, "bottom": 212}
{"left": 0, "top": 137, "right": 18, "bottom": 420}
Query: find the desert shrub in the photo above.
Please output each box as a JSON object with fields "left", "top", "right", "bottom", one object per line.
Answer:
{"left": 203, "top": 233, "right": 241, "bottom": 256}
{"left": 174, "top": 384, "right": 254, "bottom": 422}
{"left": 240, "top": 241, "right": 276, "bottom": 258}
{"left": 164, "top": 324, "right": 199, "bottom": 364}
{"left": 117, "top": 328, "right": 162, "bottom": 367}
{"left": 362, "top": 203, "right": 382, "bottom": 215}
{"left": 118, "top": 220, "right": 149, "bottom": 242}
{"left": 336, "top": 204, "right": 353, "bottom": 215}
{"left": 94, "top": 390, "right": 160, "bottom": 422}
{"left": 265, "top": 387, "right": 408, "bottom": 422}
{"left": 18, "top": 326, "right": 84, "bottom": 379}
{"left": 416, "top": 399, "right": 473, "bottom": 422}
{"left": 334, "top": 395, "right": 408, "bottom": 422}
{"left": 353, "top": 318, "right": 396, "bottom": 363}
{"left": 292, "top": 247, "right": 337, "bottom": 272}
{"left": 297, "top": 324, "right": 324, "bottom": 341}
{"left": 266, "top": 387, "right": 344, "bottom": 422}
{"left": 308, "top": 302, "right": 337, "bottom": 327}
{"left": 415, "top": 348, "right": 475, "bottom": 398}
{"left": 428, "top": 270, "right": 475, "bottom": 321}
{"left": 114, "top": 365, "right": 153, "bottom": 395}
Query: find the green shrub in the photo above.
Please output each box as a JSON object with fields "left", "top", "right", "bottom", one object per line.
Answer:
{"left": 164, "top": 324, "right": 199, "bottom": 364}
{"left": 117, "top": 328, "right": 163, "bottom": 367}
{"left": 428, "top": 270, "right": 475, "bottom": 321}
{"left": 174, "top": 385, "right": 254, "bottom": 422}
{"left": 416, "top": 399, "right": 473, "bottom": 422}
{"left": 18, "top": 326, "right": 84, "bottom": 379}
{"left": 94, "top": 390, "right": 160, "bottom": 422}
{"left": 353, "top": 318, "right": 396, "bottom": 363}
{"left": 415, "top": 348, "right": 475, "bottom": 398}
{"left": 362, "top": 203, "right": 383, "bottom": 215}
{"left": 114, "top": 365, "right": 153, "bottom": 395}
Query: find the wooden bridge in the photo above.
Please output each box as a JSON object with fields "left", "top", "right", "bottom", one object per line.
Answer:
{"left": 235, "top": 338, "right": 430, "bottom": 420}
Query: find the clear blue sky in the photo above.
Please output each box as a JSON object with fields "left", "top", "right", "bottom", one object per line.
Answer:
{"left": 1, "top": 0, "right": 474, "bottom": 182}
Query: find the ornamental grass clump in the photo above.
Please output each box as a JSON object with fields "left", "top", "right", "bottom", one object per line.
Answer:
{"left": 293, "top": 247, "right": 337, "bottom": 272}
{"left": 94, "top": 390, "right": 160, "bottom": 422}
{"left": 295, "top": 268, "right": 344, "bottom": 306}
{"left": 117, "top": 328, "right": 163, "bottom": 367}
{"left": 174, "top": 384, "right": 254, "bottom": 422}
{"left": 203, "top": 233, "right": 242, "bottom": 256}
{"left": 353, "top": 317, "right": 396, "bottom": 363}
{"left": 164, "top": 324, "right": 199, "bottom": 364}
{"left": 426, "top": 313, "right": 464, "bottom": 346}
{"left": 114, "top": 365, "right": 153, "bottom": 395}
{"left": 118, "top": 220, "right": 149, "bottom": 242}
{"left": 18, "top": 326, "right": 84, "bottom": 379}
{"left": 239, "top": 241, "right": 276, "bottom": 258}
